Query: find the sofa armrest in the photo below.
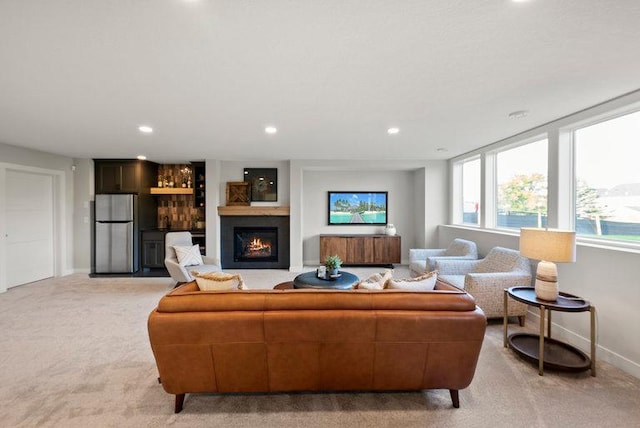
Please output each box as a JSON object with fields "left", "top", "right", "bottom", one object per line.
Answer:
{"left": 434, "top": 259, "right": 481, "bottom": 275}
{"left": 164, "top": 259, "right": 191, "bottom": 283}
{"left": 463, "top": 273, "right": 532, "bottom": 319}
{"left": 409, "top": 248, "right": 446, "bottom": 262}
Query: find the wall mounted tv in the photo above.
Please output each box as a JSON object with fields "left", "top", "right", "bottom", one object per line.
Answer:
{"left": 327, "top": 191, "right": 388, "bottom": 225}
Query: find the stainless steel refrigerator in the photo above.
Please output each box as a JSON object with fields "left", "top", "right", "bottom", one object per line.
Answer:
{"left": 95, "top": 194, "right": 136, "bottom": 273}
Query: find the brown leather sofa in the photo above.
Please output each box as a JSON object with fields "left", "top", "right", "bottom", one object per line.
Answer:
{"left": 148, "top": 280, "right": 487, "bottom": 413}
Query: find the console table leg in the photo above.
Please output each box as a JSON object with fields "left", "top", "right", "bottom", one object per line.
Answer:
{"left": 538, "top": 305, "right": 545, "bottom": 376}
{"left": 591, "top": 306, "right": 597, "bottom": 377}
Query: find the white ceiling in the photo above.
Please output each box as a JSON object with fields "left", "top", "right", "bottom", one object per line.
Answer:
{"left": 1, "top": 0, "right": 640, "bottom": 163}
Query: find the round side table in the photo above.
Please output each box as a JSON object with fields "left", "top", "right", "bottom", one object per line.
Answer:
{"left": 503, "top": 286, "right": 596, "bottom": 376}
{"left": 293, "top": 271, "right": 359, "bottom": 290}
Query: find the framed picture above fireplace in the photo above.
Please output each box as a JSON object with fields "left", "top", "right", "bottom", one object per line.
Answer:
{"left": 244, "top": 168, "right": 277, "bottom": 202}
{"left": 327, "top": 191, "right": 388, "bottom": 225}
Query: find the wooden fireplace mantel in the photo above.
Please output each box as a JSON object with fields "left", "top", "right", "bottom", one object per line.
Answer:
{"left": 217, "top": 206, "right": 290, "bottom": 216}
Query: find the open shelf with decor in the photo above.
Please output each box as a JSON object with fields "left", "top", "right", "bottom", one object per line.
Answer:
{"left": 150, "top": 188, "right": 193, "bottom": 195}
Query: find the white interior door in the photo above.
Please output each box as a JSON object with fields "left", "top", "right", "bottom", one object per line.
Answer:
{"left": 5, "top": 169, "right": 54, "bottom": 288}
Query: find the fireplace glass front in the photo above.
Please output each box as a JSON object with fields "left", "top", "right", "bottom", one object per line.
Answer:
{"left": 234, "top": 227, "right": 278, "bottom": 263}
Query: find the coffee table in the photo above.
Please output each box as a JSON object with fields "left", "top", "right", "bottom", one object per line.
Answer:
{"left": 292, "top": 270, "right": 359, "bottom": 290}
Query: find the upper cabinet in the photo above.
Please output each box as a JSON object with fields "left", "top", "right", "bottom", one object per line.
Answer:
{"left": 94, "top": 159, "right": 157, "bottom": 194}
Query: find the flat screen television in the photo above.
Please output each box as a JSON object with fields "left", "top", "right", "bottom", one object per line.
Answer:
{"left": 327, "top": 191, "right": 388, "bottom": 225}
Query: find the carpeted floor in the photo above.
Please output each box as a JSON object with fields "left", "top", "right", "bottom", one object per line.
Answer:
{"left": 1, "top": 268, "right": 639, "bottom": 427}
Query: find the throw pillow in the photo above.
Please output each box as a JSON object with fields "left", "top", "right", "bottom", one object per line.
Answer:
{"left": 386, "top": 270, "right": 437, "bottom": 291}
{"left": 357, "top": 269, "right": 393, "bottom": 290}
{"left": 174, "top": 244, "right": 204, "bottom": 267}
{"left": 193, "top": 271, "right": 246, "bottom": 291}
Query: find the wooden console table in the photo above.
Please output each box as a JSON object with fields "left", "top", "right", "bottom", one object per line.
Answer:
{"left": 319, "top": 234, "right": 401, "bottom": 266}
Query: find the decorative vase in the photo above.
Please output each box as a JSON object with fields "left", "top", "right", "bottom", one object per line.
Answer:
{"left": 534, "top": 260, "right": 559, "bottom": 301}
{"left": 317, "top": 266, "right": 326, "bottom": 278}
{"left": 385, "top": 224, "right": 396, "bottom": 236}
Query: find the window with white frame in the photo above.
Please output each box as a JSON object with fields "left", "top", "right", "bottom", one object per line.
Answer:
{"left": 574, "top": 110, "right": 640, "bottom": 242}
{"left": 496, "top": 138, "right": 548, "bottom": 229}
{"left": 461, "top": 157, "right": 481, "bottom": 226}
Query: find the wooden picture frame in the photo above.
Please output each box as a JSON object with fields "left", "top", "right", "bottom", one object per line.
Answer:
{"left": 225, "top": 181, "right": 250, "bottom": 206}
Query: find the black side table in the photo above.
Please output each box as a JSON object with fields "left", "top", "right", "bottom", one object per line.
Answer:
{"left": 293, "top": 271, "right": 359, "bottom": 289}
{"left": 503, "top": 286, "right": 596, "bottom": 376}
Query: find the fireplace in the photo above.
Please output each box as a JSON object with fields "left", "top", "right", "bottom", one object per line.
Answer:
{"left": 234, "top": 227, "right": 278, "bottom": 263}
{"left": 220, "top": 214, "right": 290, "bottom": 269}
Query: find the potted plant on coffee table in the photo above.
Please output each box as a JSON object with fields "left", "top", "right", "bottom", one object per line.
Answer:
{"left": 324, "top": 255, "right": 342, "bottom": 277}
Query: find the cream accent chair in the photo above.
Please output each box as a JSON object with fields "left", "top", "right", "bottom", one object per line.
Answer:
{"left": 435, "top": 247, "right": 531, "bottom": 325}
{"left": 164, "top": 232, "right": 220, "bottom": 285}
{"left": 409, "top": 239, "right": 478, "bottom": 277}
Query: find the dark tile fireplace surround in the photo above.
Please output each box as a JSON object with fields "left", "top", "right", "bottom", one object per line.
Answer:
{"left": 220, "top": 214, "right": 290, "bottom": 269}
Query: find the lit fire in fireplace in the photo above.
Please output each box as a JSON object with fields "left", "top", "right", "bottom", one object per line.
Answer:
{"left": 243, "top": 237, "right": 272, "bottom": 258}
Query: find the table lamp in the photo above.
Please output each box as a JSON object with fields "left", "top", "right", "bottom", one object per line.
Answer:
{"left": 519, "top": 227, "right": 576, "bottom": 301}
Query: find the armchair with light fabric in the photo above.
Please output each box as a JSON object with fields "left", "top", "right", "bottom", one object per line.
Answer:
{"left": 164, "top": 232, "right": 220, "bottom": 285}
{"left": 435, "top": 246, "right": 532, "bottom": 325}
{"left": 409, "top": 238, "right": 478, "bottom": 277}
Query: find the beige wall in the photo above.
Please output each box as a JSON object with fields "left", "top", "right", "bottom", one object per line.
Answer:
{"left": 0, "top": 142, "right": 77, "bottom": 290}
{"left": 288, "top": 159, "right": 448, "bottom": 270}
{"left": 301, "top": 169, "right": 416, "bottom": 265}
{"left": 72, "top": 159, "right": 93, "bottom": 273}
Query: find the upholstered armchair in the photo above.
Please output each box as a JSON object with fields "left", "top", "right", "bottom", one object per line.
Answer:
{"left": 409, "top": 238, "right": 478, "bottom": 277}
{"left": 435, "top": 246, "right": 532, "bottom": 325}
{"left": 164, "top": 232, "right": 220, "bottom": 284}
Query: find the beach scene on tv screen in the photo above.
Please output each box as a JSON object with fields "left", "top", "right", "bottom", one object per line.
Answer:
{"left": 329, "top": 192, "right": 387, "bottom": 224}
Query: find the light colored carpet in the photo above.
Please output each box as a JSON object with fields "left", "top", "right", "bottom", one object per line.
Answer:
{"left": 1, "top": 268, "right": 639, "bottom": 427}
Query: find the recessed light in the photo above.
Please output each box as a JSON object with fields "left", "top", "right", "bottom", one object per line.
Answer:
{"left": 436, "top": 148, "right": 448, "bottom": 152}
{"left": 136, "top": 155, "right": 147, "bottom": 160}
{"left": 138, "top": 125, "right": 153, "bottom": 133}
{"left": 265, "top": 126, "right": 277, "bottom": 134}
{"left": 508, "top": 110, "right": 529, "bottom": 119}
{"left": 387, "top": 127, "right": 400, "bottom": 135}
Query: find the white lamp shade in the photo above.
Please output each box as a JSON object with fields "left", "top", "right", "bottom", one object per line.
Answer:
{"left": 519, "top": 228, "right": 576, "bottom": 263}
